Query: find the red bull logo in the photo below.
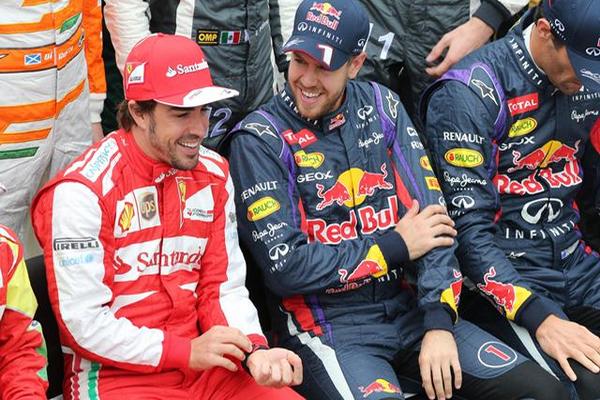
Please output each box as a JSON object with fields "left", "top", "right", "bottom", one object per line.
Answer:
{"left": 310, "top": 2, "right": 343, "bottom": 19}
{"left": 308, "top": 196, "right": 399, "bottom": 244}
{"left": 451, "top": 269, "right": 463, "bottom": 306}
{"left": 508, "top": 140, "right": 580, "bottom": 172}
{"left": 477, "top": 266, "right": 516, "bottom": 313}
{"left": 359, "top": 378, "right": 402, "bottom": 398}
{"left": 315, "top": 166, "right": 393, "bottom": 211}
{"left": 338, "top": 260, "right": 383, "bottom": 283}
{"left": 358, "top": 164, "right": 394, "bottom": 196}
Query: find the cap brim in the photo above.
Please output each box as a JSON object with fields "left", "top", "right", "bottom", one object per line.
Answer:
{"left": 283, "top": 35, "right": 350, "bottom": 71}
{"left": 568, "top": 48, "right": 600, "bottom": 92}
{"left": 155, "top": 86, "right": 239, "bottom": 108}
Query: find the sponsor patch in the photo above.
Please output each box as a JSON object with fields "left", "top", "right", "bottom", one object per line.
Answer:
{"left": 444, "top": 148, "right": 483, "bottom": 168}
{"left": 247, "top": 196, "right": 280, "bottom": 221}
{"left": 425, "top": 176, "right": 441, "bottom": 191}
{"left": 509, "top": 118, "right": 537, "bottom": 137}
{"left": 478, "top": 341, "right": 517, "bottom": 369}
{"left": 283, "top": 129, "right": 318, "bottom": 148}
{"left": 294, "top": 150, "right": 324, "bottom": 168}
{"left": 196, "top": 30, "right": 219, "bottom": 45}
{"left": 420, "top": 155, "right": 433, "bottom": 171}
{"left": 507, "top": 93, "right": 539, "bottom": 116}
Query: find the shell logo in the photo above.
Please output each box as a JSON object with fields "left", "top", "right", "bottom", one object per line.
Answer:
{"left": 444, "top": 148, "right": 483, "bottom": 168}
{"left": 118, "top": 202, "right": 134, "bottom": 232}
{"left": 509, "top": 118, "right": 537, "bottom": 138}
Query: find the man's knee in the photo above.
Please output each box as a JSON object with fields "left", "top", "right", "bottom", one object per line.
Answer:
{"left": 572, "top": 361, "right": 600, "bottom": 400}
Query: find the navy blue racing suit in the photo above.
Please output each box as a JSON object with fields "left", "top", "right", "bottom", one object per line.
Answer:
{"left": 422, "top": 11, "right": 600, "bottom": 399}
{"left": 225, "top": 80, "right": 566, "bottom": 399}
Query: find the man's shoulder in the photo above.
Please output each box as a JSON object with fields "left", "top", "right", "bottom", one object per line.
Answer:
{"left": 229, "top": 106, "right": 287, "bottom": 156}
{"left": 194, "top": 146, "right": 230, "bottom": 181}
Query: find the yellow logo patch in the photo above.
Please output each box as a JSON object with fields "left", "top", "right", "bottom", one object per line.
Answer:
{"left": 247, "top": 196, "right": 280, "bottom": 221}
{"left": 444, "top": 148, "right": 483, "bottom": 168}
{"left": 420, "top": 155, "right": 433, "bottom": 171}
{"left": 294, "top": 150, "right": 325, "bottom": 168}
{"left": 509, "top": 118, "right": 537, "bottom": 137}
{"left": 425, "top": 176, "right": 441, "bottom": 191}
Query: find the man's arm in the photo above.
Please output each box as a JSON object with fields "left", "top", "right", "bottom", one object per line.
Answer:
{"left": 426, "top": 0, "right": 529, "bottom": 77}
{"left": 0, "top": 227, "right": 47, "bottom": 399}
{"left": 32, "top": 182, "right": 191, "bottom": 373}
{"left": 425, "top": 81, "right": 556, "bottom": 334}
{"left": 103, "top": 0, "right": 151, "bottom": 73}
{"left": 196, "top": 165, "right": 268, "bottom": 348}
{"left": 228, "top": 130, "right": 409, "bottom": 298}
{"left": 83, "top": 0, "right": 107, "bottom": 125}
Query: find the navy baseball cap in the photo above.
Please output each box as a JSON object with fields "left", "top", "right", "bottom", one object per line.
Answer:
{"left": 283, "top": 0, "right": 370, "bottom": 71}
{"left": 543, "top": 0, "right": 600, "bottom": 90}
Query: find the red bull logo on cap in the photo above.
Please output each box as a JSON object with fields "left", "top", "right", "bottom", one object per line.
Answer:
{"left": 315, "top": 165, "right": 393, "bottom": 211}
{"left": 307, "top": 2, "right": 342, "bottom": 30}
{"left": 359, "top": 378, "right": 402, "bottom": 398}
{"left": 310, "top": 2, "right": 343, "bottom": 19}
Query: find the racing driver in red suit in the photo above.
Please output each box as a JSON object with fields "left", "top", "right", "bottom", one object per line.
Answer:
{"left": 31, "top": 33, "right": 303, "bottom": 400}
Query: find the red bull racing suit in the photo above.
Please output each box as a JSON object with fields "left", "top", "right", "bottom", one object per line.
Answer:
{"left": 0, "top": 225, "right": 48, "bottom": 398}
{"left": 422, "top": 12, "right": 600, "bottom": 398}
{"left": 225, "top": 80, "right": 566, "bottom": 399}
{"left": 31, "top": 130, "right": 302, "bottom": 400}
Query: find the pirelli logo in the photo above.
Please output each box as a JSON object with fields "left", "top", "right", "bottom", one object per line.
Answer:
{"left": 197, "top": 30, "right": 219, "bottom": 46}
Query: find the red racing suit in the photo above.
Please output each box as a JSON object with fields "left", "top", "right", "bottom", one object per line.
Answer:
{"left": 0, "top": 225, "right": 47, "bottom": 399}
{"left": 32, "top": 130, "right": 274, "bottom": 399}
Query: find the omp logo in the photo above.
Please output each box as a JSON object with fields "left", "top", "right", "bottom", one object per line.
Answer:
{"left": 247, "top": 196, "right": 280, "bottom": 221}
{"left": 118, "top": 202, "right": 134, "bottom": 232}
{"left": 420, "top": 155, "right": 433, "bottom": 171}
{"left": 294, "top": 150, "right": 325, "bottom": 168}
{"left": 509, "top": 118, "right": 537, "bottom": 137}
{"left": 444, "top": 148, "right": 483, "bottom": 168}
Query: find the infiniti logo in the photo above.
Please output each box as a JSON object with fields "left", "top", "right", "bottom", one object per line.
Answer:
{"left": 521, "top": 198, "right": 563, "bottom": 224}
{"left": 298, "top": 22, "right": 308, "bottom": 32}
{"left": 586, "top": 47, "right": 600, "bottom": 57}
{"left": 554, "top": 19, "right": 565, "bottom": 32}
{"left": 357, "top": 106, "right": 374, "bottom": 120}
{"left": 451, "top": 195, "right": 475, "bottom": 209}
{"left": 268, "top": 243, "right": 289, "bottom": 261}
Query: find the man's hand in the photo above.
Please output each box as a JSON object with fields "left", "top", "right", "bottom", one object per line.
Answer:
{"left": 91, "top": 122, "right": 105, "bottom": 143}
{"left": 419, "top": 330, "right": 462, "bottom": 400}
{"left": 246, "top": 348, "right": 303, "bottom": 387}
{"left": 425, "top": 18, "right": 494, "bottom": 78}
{"left": 188, "top": 326, "right": 252, "bottom": 371}
{"left": 536, "top": 315, "right": 600, "bottom": 381}
{"left": 394, "top": 200, "right": 456, "bottom": 260}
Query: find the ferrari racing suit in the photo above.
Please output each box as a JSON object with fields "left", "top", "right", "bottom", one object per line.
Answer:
{"left": 422, "top": 12, "right": 600, "bottom": 397}
{"left": 31, "top": 130, "right": 301, "bottom": 400}
{"left": 0, "top": 225, "right": 48, "bottom": 399}
{"left": 0, "top": 0, "right": 106, "bottom": 240}
{"left": 225, "top": 80, "right": 565, "bottom": 399}
{"left": 104, "top": 0, "right": 281, "bottom": 138}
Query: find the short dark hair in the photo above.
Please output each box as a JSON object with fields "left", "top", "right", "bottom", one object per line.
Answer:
{"left": 117, "top": 99, "right": 157, "bottom": 131}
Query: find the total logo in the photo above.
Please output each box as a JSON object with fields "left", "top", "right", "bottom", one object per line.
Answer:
{"left": 307, "top": 196, "right": 399, "bottom": 244}
{"left": 507, "top": 93, "right": 539, "bottom": 116}
{"left": 507, "top": 140, "right": 580, "bottom": 172}
{"left": 444, "top": 148, "right": 483, "bottom": 168}
{"left": 315, "top": 164, "right": 393, "bottom": 211}
{"left": 283, "top": 129, "right": 317, "bottom": 148}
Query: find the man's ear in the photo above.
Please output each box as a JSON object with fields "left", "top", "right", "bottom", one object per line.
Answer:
{"left": 535, "top": 18, "right": 554, "bottom": 41}
{"left": 348, "top": 52, "right": 367, "bottom": 79}
{"left": 128, "top": 100, "right": 149, "bottom": 130}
